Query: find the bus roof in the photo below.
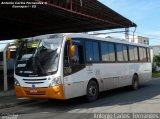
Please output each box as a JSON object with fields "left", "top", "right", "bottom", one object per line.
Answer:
{"left": 65, "top": 33, "right": 150, "bottom": 48}
{"left": 28, "top": 33, "right": 150, "bottom": 48}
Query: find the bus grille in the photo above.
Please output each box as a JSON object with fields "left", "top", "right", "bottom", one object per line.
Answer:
{"left": 23, "top": 78, "right": 46, "bottom": 84}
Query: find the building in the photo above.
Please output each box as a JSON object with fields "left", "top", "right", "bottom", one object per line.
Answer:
{"left": 151, "top": 45, "right": 160, "bottom": 56}
{"left": 129, "top": 36, "right": 149, "bottom": 45}
{"left": 89, "top": 33, "right": 150, "bottom": 46}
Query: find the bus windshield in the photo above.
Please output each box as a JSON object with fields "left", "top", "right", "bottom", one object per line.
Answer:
{"left": 15, "top": 35, "right": 63, "bottom": 76}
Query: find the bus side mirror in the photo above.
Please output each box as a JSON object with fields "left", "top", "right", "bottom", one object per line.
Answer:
{"left": 66, "top": 37, "right": 75, "bottom": 57}
{"left": 7, "top": 48, "right": 11, "bottom": 60}
{"left": 69, "top": 45, "right": 75, "bottom": 58}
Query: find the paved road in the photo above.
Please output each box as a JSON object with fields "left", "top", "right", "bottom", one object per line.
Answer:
{"left": 0, "top": 78, "right": 160, "bottom": 119}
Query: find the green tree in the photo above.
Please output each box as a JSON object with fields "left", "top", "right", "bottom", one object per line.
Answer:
{"left": 152, "top": 55, "right": 160, "bottom": 72}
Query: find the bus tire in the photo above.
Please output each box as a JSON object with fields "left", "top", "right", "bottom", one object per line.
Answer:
{"left": 131, "top": 74, "right": 139, "bottom": 90}
{"left": 86, "top": 80, "right": 99, "bottom": 102}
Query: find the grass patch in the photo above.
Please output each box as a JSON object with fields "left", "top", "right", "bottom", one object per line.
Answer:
{"left": 152, "top": 71, "right": 160, "bottom": 78}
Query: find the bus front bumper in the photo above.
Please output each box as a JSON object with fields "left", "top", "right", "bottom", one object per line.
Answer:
{"left": 14, "top": 85, "right": 65, "bottom": 99}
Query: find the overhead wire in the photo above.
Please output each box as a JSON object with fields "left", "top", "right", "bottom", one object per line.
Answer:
{"left": 96, "top": 28, "right": 160, "bottom": 41}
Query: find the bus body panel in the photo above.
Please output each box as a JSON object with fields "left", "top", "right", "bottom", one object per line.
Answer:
{"left": 63, "top": 62, "right": 151, "bottom": 99}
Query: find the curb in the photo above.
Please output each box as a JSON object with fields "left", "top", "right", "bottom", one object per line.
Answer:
{"left": 0, "top": 90, "right": 15, "bottom": 97}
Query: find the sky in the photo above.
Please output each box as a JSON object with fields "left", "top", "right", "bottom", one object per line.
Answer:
{"left": 98, "top": 0, "right": 160, "bottom": 45}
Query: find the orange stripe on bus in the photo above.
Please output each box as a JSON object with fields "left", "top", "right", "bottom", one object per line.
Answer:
{"left": 15, "top": 85, "right": 65, "bottom": 100}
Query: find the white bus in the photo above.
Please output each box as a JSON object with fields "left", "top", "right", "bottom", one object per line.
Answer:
{"left": 14, "top": 33, "right": 151, "bottom": 101}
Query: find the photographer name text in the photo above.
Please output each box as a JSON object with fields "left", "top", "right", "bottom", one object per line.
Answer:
{"left": 1, "top": 1, "right": 48, "bottom": 8}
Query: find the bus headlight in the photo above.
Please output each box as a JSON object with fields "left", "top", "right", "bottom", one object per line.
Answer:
{"left": 14, "top": 79, "right": 20, "bottom": 86}
{"left": 49, "top": 76, "right": 61, "bottom": 87}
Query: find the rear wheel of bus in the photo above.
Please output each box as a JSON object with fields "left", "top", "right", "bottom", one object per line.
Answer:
{"left": 131, "top": 74, "right": 139, "bottom": 90}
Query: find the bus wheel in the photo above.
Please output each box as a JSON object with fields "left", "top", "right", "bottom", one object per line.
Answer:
{"left": 86, "top": 80, "right": 99, "bottom": 102}
{"left": 131, "top": 75, "right": 139, "bottom": 90}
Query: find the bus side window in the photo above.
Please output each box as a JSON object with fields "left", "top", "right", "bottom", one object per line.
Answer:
{"left": 70, "top": 44, "right": 85, "bottom": 74}
{"left": 70, "top": 45, "right": 84, "bottom": 65}
{"left": 85, "top": 41, "right": 93, "bottom": 62}
{"left": 64, "top": 42, "right": 85, "bottom": 76}
{"left": 64, "top": 43, "right": 72, "bottom": 75}
{"left": 147, "top": 48, "right": 151, "bottom": 61}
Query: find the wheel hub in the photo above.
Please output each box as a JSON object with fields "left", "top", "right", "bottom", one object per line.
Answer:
{"left": 89, "top": 86, "right": 96, "bottom": 96}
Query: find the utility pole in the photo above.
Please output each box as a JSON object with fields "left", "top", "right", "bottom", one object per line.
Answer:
{"left": 125, "top": 28, "right": 129, "bottom": 40}
{"left": 3, "top": 44, "right": 9, "bottom": 91}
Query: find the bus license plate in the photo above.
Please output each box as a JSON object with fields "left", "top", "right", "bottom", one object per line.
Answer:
{"left": 30, "top": 89, "right": 37, "bottom": 93}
